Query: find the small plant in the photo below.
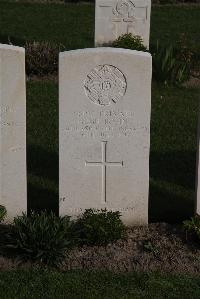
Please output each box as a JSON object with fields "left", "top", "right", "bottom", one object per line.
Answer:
{"left": 112, "top": 33, "right": 147, "bottom": 51}
{"left": 143, "top": 239, "right": 160, "bottom": 256}
{"left": 25, "top": 41, "right": 64, "bottom": 76}
{"left": 10, "top": 211, "right": 72, "bottom": 266}
{"left": 72, "top": 209, "right": 126, "bottom": 246}
{"left": 152, "top": 42, "right": 190, "bottom": 85}
{"left": 183, "top": 215, "right": 200, "bottom": 241}
{"left": 0, "top": 205, "right": 7, "bottom": 223}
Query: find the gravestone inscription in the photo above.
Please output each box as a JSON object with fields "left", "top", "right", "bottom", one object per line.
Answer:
{"left": 0, "top": 44, "right": 27, "bottom": 221}
{"left": 95, "top": 0, "right": 151, "bottom": 48}
{"left": 59, "top": 48, "right": 152, "bottom": 225}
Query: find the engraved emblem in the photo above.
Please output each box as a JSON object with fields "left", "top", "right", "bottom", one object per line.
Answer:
{"left": 114, "top": 0, "right": 135, "bottom": 18}
{"left": 84, "top": 65, "right": 127, "bottom": 106}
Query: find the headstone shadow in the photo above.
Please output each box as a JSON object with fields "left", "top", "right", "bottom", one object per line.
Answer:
{"left": 0, "top": 34, "right": 25, "bottom": 47}
{"left": 150, "top": 150, "right": 196, "bottom": 190}
{"left": 149, "top": 150, "right": 196, "bottom": 223}
{"left": 27, "top": 144, "right": 58, "bottom": 215}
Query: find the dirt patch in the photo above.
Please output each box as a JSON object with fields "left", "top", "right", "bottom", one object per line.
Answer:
{"left": 61, "top": 223, "right": 200, "bottom": 274}
{"left": 0, "top": 223, "right": 199, "bottom": 274}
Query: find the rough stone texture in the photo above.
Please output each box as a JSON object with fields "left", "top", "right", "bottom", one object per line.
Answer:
{"left": 95, "top": 0, "right": 151, "bottom": 48}
{"left": 59, "top": 47, "right": 151, "bottom": 225}
{"left": 0, "top": 44, "right": 27, "bottom": 222}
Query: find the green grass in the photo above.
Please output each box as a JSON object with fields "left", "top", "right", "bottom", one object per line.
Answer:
{"left": 0, "top": 270, "right": 200, "bottom": 298}
{"left": 26, "top": 81, "right": 199, "bottom": 222}
{"left": 0, "top": 3, "right": 199, "bottom": 52}
{"left": 0, "top": 3, "right": 94, "bottom": 50}
{"left": 150, "top": 83, "right": 199, "bottom": 222}
{"left": 27, "top": 81, "right": 58, "bottom": 213}
{"left": 150, "top": 5, "right": 200, "bottom": 52}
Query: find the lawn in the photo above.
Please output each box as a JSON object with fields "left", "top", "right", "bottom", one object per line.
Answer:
{"left": 0, "top": 2, "right": 199, "bottom": 222}
{"left": 0, "top": 270, "right": 200, "bottom": 299}
{"left": 0, "top": 2, "right": 199, "bottom": 52}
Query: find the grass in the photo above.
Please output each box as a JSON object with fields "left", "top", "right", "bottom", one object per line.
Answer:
{"left": 0, "top": 3, "right": 199, "bottom": 52}
{"left": 0, "top": 2, "right": 94, "bottom": 50}
{"left": 27, "top": 81, "right": 58, "bottom": 213}
{"left": 150, "top": 5, "right": 200, "bottom": 52}
{"left": 0, "top": 270, "right": 200, "bottom": 298}
{"left": 150, "top": 83, "right": 199, "bottom": 222}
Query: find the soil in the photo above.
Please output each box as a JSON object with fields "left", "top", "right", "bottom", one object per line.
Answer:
{"left": 0, "top": 223, "right": 200, "bottom": 274}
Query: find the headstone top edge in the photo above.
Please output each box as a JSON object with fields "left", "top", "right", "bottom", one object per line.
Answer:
{"left": 59, "top": 47, "right": 151, "bottom": 59}
{"left": 0, "top": 43, "right": 25, "bottom": 53}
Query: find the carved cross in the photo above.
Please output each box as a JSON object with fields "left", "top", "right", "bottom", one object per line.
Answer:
{"left": 85, "top": 141, "right": 123, "bottom": 204}
{"left": 99, "top": 2, "right": 148, "bottom": 39}
{"left": 112, "top": 5, "right": 148, "bottom": 38}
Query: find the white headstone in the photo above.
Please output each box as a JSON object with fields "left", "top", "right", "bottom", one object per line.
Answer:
{"left": 95, "top": 0, "right": 151, "bottom": 48}
{"left": 196, "top": 118, "right": 200, "bottom": 216}
{"left": 0, "top": 44, "right": 27, "bottom": 221}
{"left": 59, "top": 48, "right": 152, "bottom": 225}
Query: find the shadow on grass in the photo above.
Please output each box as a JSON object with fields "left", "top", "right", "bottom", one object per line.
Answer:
{"left": 0, "top": 34, "right": 25, "bottom": 46}
{"left": 149, "top": 183, "right": 194, "bottom": 223}
{"left": 150, "top": 150, "right": 196, "bottom": 190}
{"left": 149, "top": 150, "right": 196, "bottom": 223}
{"left": 27, "top": 182, "right": 58, "bottom": 216}
{"left": 27, "top": 144, "right": 58, "bottom": 182}
{"left": 27, "top": 144, "right": 58, "bottom": 215}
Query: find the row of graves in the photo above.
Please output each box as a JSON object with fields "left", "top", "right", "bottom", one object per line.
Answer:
{"left": 0, "top": 0, "right": 199, "bottom": 225}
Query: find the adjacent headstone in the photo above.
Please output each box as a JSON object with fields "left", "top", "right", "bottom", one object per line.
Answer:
{"left": 59, "top": 48, "right": 151, "bottom": 225}
{"left": 95, "top": 0, "right": 151, "bottom": 48}
{"left": 196, "top": 117, "right": 200, "bottom": 216}
{"left": 0, "top": 44, "right": 27, "bottom": 221}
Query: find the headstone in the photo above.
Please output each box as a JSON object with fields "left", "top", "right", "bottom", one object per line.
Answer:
{"left": 95, "top": 0, "right": 151, "bottom": 48}
{"left": 0, "top": 44, "right": 27, "bottom": 221}
{"left": 196, "top": 117, "right": 200, "bottom": 215}
{"left": 59, "top": 48, "right": 152, "bottom": 225}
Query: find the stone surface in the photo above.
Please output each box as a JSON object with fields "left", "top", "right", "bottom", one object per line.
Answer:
{"left": 59, "top": 48, "right": 152, "bottom": 225}
{"left": 95, "top": 0, "right": 151, "bottom": 48}
{"left": 0, "top": 44, "right": 27, "bottom": 221}
{"left": 196, "top": 117, "right": 200, "bottom": 215}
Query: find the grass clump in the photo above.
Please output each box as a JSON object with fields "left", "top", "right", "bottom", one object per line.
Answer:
{"left": 152, "top": 42, "right": 190, "bottom": 85}
{"left": 112, "top": 33, "right": 147, "bottom": 51}
{"left": 11, "top": 211, "right": 72, "bottom": 266}
{"left": 25, "top": 41, "right": 64, "bottom": 76}
{"left": 5, "top": 209, "right": 126, "bottom": 265}
{"left": 183, "top": 215, "right": 200, "bottom": 242}
{"left": 112, "top": 34, "right": 190, "bottom": 85}
{"left": 72, "top": 209, "right": 126, "bottom": 246}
